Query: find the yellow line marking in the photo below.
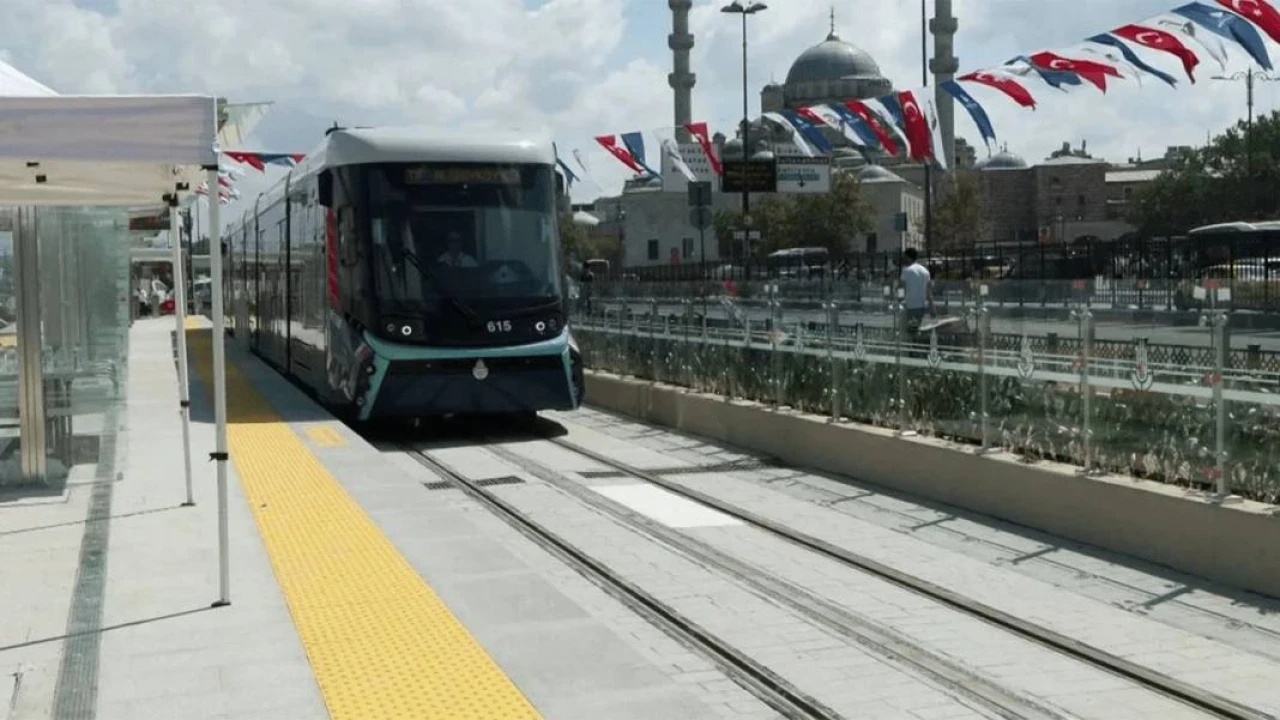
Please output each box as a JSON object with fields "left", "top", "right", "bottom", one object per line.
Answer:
{"left": 305, "top": 425, "right": 346, "bottom": 448}
{"left": 188, "top": 330, "right": 543, "bottom": 720}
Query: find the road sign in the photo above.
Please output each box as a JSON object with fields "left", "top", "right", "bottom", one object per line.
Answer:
{"left": 689, "top": 206, "right": 714, "bottom": 230}
{"left": 776, "top": 156, "right": 831, "bottom": 193}
{"left": 687, "top": 180, "right": 713, "bottom": 207}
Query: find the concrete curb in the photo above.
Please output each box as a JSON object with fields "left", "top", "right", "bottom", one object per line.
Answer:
{"left": 584, "top": 371, "right": 1280, "bottom": 599}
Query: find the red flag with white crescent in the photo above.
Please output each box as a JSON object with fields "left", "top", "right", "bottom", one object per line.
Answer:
{"left": 1215, "top": 0, "right": 1280, "bottom": 44}
{"left": 594, "top": 135, "right": 644, "bottom": 174}
{"left": 844, "top": 100, "right": 900, "bottom": 156}
{"left": 684, "top": 122, "right": 723, "bottom": 175}
{"left": 958, "top": 71, "right": 1037, "bottom": 109}
{"left": 1028, "top": 51, "right": 1122, "bottom": 92}
{"left": 896, "top": 90, "right": 932, "bottom": 163}
{"left": 1111, "top": 24, "right": 1200, "bottom": 82}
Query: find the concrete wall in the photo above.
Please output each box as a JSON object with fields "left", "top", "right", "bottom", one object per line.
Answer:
{"left": 584, "top": 371, "right": 1280, "bottom": 599}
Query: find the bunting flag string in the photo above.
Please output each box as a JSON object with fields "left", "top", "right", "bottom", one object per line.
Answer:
{"left": 219, "top": 150, "right": 307, "bottom": 171}
{"left": 579, "top": 0, "right": 1280, "bottom": 183}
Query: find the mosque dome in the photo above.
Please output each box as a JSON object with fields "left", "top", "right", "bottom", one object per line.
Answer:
{"left": 975, "top": 149, "right": 1028, "bottom": 171}
{"left": 856, "top": 164, "right": 905, "bottom": 183}
{"left": 783, "top": 30, "right": 893, "bottom": 107}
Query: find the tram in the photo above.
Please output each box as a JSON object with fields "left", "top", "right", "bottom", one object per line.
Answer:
{"left": 224, "top": 125, "right": 584, "bottom": 422}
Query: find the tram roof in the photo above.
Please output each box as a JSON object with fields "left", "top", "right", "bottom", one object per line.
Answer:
{"left": 317, "top": 126, "right": 556, "bottom": 169}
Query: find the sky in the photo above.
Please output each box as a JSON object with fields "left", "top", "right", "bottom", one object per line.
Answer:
{"left": 4, "top": 0, "right": 1280, "bottom": 213}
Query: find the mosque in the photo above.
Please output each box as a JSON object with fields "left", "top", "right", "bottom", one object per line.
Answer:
{"left": 589, "top": 1, "right": 1141, "bottom": 268}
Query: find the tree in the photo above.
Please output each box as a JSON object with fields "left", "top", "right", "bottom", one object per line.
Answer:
{"left": 786, "top": 171, "right": 874, "bottom": 254}
{"left": 1127, "top": 110, "right": 1280, "bottom": 234}
{"left": 926, "top": 170, "right": 987, "bottom": 250}
{"left": 559, "top": 212, "right": 593, "bottom": 266}
{"left": 713, "top": 171, "right": 874, "bottom": 260}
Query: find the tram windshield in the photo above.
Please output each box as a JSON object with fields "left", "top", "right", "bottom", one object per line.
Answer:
{"left": 366, "top": 162, "right": 563, "bottom": 314}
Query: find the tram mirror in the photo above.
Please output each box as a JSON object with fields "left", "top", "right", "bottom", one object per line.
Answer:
{"left": 318, "top": 170, "right": 333, "bottom": 207}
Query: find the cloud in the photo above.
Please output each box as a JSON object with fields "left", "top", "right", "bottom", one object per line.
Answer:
{"left": 4, "top": 0, "right": 1278, "bottom": 210}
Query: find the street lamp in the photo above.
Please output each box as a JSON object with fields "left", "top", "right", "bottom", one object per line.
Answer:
{"left": 1211, "top": 69, "right": 1280, "bottom": 172}
{"left": 721, "top": 0, "right": 766, "bottom": 263}
{"left": 1212, "top": 69, "right": 1280, "bottom": 213}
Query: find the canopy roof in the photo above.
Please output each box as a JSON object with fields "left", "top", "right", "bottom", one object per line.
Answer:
{"left": 0, "top": 80, "right": 217, "bottom": 206}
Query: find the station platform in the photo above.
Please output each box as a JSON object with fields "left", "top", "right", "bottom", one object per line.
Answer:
{"left": 3, "top": 316, "right": 1280, "bottom": 719}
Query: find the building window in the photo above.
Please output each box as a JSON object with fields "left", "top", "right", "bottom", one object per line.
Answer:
{"left": 1077, "top": 194, "right": 1086, "bottom": 206}
{"left": 1123, "top": 186, "right": 1133, "bottom": 200}
{"left": 682, "top": 237, "right": 695, "bottom": 260}
{"left": 647, "top": 239, "right": 659, "bottom": 260}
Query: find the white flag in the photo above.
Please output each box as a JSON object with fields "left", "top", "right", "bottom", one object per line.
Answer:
{"left": 662, "top": 138, "right": 698, "bottom": 181}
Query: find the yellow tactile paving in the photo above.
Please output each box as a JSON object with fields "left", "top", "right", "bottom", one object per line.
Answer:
{"left": 305, "top": 424, "right": 347, "bottom": 448}
{"left": 187, "top": 330, "right": 544, "bottom": 720}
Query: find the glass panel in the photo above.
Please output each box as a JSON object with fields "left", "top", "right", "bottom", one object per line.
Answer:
{"left": 0, "top": 206, "right": 130, "bottom": 489}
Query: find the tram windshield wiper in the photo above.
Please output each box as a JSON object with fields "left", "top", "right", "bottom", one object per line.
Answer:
{"left": 397, "top": 247, "right": 484, "bottom": 328}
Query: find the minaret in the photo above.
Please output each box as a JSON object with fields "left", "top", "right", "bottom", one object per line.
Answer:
{"left": 929, "top": 0, "right": 958, "bottom": 169}
{"left": 669, "top": 0, "right": 696, "bottom": 142}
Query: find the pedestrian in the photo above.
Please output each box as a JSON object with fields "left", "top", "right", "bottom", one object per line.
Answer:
{"left": 899, "top": 248, "right": 933, "bottom": 337}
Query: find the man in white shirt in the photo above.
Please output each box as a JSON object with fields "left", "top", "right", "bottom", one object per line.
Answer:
{"left": 437, "top": 231, "right": 478, "bottom": 268}
{"left": 899, "top": 247, "right": 932, "bottom": 335}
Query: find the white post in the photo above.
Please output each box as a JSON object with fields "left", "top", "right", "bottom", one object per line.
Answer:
{"left": 170, "top": 196, "right": 195, "bottom": 507}
{"left": 207, "top": 167, "right": 231, "bottom": 608}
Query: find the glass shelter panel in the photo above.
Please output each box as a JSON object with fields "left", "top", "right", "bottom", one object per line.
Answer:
{"left": 0, "top": 206, "right": 131, "bottom": 489}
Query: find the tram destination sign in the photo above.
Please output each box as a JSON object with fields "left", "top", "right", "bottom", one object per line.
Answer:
{"left": 405, "top": 165, "right": 521, "bottom": 185}
{"left": 720, "top": 159, "right": 777, "bottom": 193}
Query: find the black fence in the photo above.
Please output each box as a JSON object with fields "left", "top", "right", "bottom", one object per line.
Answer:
{"left": 598, "top": 232, "right": 1280, "bottom": 312}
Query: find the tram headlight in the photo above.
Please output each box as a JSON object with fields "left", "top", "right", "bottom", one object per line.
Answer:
{"left": 381, "top": 316, "right": 422, "bottom": 341}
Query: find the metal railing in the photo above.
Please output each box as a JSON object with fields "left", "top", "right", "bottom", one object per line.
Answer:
{"left": 573, "top": 289, "right": 1280, "bottom": 505}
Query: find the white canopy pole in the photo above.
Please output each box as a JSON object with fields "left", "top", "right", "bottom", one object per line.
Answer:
{"left": 169, "top": 194, "right": 195, "bottom": 507}
{"left": 206, "top": 167, "right": 231, "bottom": 608}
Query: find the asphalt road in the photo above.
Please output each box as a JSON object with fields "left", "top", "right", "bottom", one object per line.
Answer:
{"left": 597, "top": 300, "right": 1280, "bottom": 352}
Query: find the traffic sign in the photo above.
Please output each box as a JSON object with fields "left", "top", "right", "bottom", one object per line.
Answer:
{"left": 687, "top": 180, "right": 713, "bottom": 208}
{"left": 689, "top": 206, "right": 714, "bottom": 230}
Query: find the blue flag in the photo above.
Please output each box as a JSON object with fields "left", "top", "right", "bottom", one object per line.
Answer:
{"left": 620, "top": 132, "right": 658, "bottom": 176}
{"left": 1173, "top": 2, "right": 1272, "bottom": 70}
{"left": 1087, "top": 35, "right": 1179, "bottom": 87}
{"left": 939, "top": 81, "right": 996, "bottom": 148}
{"left": 780, "top": 110, "right": 834, "bottom": 153}
{"left": 552, "top": 142, "right": 578, "bottom": 186}
{"left": 878, "top": 94, "right": 906, "bottom": 128}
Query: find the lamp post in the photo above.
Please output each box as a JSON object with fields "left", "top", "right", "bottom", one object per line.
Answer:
{"left": 1211, "top": 69, "right": 1280, "bottom": 181}
{"left": 721, "top": 0, "right": 766, "bottom": 264}
{"left": 921, "top": 0, "right": 933, "bottom": 255}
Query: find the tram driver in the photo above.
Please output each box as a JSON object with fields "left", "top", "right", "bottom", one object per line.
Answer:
{"left": 437, "top": 231, "right": 478, "bottom": 268}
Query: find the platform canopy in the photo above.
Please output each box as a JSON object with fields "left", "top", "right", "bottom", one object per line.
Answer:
{"left": 0, "top": 94, "right": 218, "bottom": 206}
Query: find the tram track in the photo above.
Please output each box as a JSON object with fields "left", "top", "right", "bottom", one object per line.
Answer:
{"left": 577, "top": 410, "right": 1280, "bottom": 660}
{"left": 479, "top": 443, "right": 1070, "bottom": 720}
{"left": 402, "top": 445, "right": 842, "bottom": 720}
{"left": 533, "top": 434, "right": 1276, "bottom": 720}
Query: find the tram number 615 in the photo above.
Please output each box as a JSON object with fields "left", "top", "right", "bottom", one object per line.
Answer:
{"left": 486, "top": 320, "right": 513, "bottom": 333}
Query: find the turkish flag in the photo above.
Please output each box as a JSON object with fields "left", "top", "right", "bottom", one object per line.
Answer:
{"left": 594, "top": 135, "right": 644, "bottom": 174}
{"left": 958, "top": 71, "right": 1037, "bottom": 109}
{"left": 1215, "top": 0, "right": 1280, "bottom": 44}
{"left": 896, "top": 90, "right": 932, "bottom": 163}
{"left": 1112, "top": 24, "right": 1200, "bottom": 82}
{"left": 1028, "top": 51, "right": 1122, "bottom": 92}
{"left": 844, "top": 101, "right": 900, "bottom": 155}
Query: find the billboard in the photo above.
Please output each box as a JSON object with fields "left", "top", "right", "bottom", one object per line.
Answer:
{"left": 775, "top": 156, "right": 831, "bottom": 194}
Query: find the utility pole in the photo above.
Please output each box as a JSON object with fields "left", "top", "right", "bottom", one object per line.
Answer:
{"left": 1212, "top": 69, "right": 1280, "bottom": 212}
{"left": 721, "top": 1, "right": 767, "bottom": 263}
{"left": 921, "top": 0, "right": 933, "bottom": 256}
